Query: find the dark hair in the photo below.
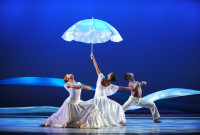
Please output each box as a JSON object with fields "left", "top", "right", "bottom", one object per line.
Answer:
{"left": 110, "top": 72, "right": 117, "bottom": 82}
{"left": 124, "top": 73, "right": 134, "bottom": 81}
{"left": 64, "top": 76, "right": 68, "bottom": 83}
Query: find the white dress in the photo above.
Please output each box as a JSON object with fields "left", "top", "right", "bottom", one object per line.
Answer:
{"left": 43, "top": 82, "right": 101, "bottom": 128}
{"left": 88, "top": 73, "right": 126, "bottom": 126}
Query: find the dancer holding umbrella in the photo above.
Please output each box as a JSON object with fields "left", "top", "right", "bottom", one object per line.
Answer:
{"left": 62, "top": 18, "right": 130, "bottom": 126}
{"left": 90, "top": 53, "right": 132, "bottom": 126}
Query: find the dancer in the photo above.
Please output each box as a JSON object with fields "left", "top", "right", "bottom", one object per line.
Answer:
{"left": 123, "top": 73, "right": 162, "bottom": 123}
{"left": 39, "top": 74, "right": 101, "bottom": 128}
{"left": 90, "top": 53, "right": 131, "bottom": 126}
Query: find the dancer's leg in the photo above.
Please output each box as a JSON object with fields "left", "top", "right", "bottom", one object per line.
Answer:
{"left": 122, "top": 96, "right": 138, "bottom": 111}
{"left": 120, "top": 96, "right": 139, "bottom": 126}
{"left": 138, "top": 99, "right": 161, "bottom": 123}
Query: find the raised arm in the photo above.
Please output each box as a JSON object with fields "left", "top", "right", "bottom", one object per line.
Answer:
{"left": 81, "top": 84, "right": 92, "bottom": 90}
{"left": 90, "top": 53, "right": 101, "bottom": 75}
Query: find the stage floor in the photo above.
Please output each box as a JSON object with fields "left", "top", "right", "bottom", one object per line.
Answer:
{"left": 0, "top": 114, "right": 200, "bottom": 134}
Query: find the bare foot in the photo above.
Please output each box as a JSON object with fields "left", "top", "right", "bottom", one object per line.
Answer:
{"left": 119, "top": 122, "right": 128, "bottom": 126}
{"left": 154, "top": 119, "right": 162, "bottom": 123}
{"left": 39, "top": 124, "right": 45, "bottom": 127}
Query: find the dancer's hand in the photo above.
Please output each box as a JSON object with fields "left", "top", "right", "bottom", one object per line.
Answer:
{"left": 81, "top": 85, "right": 92, "bottom": 90}
{"left": 141, "top": 81, "right": 147, "bottom": 85}
{"left": 90, "top": 53, "right": 95, "bottom": 60}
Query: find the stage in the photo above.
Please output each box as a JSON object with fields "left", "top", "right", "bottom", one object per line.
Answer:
{"left": 0, "top": 114, "right": 199, "bottom": 134}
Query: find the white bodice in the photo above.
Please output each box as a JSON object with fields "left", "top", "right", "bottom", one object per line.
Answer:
{"left": 64, "top": 82, "right": 82, "bottom": 103}
{"left": 95, "top": 73, "right": 119, "bottom": 97}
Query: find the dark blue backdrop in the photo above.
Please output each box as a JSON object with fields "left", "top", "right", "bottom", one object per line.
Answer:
{"left": 0, "top": 0, "right": 200, "bottom": 108}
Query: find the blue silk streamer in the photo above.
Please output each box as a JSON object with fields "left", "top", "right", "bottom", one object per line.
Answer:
{"left": 0, "top": 77, "right": 200, "bottom": 114}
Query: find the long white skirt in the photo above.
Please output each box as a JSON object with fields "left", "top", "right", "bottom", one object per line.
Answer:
{"left": 43, "top": 98, "right": 101, "bottom": 128}
{"left": 88, "top": 96, "right": 126, "bottom": 127}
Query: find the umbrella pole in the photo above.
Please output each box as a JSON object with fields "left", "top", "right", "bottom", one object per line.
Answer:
{"left": 91, "top": 43, "right": 93, "bottom": 54}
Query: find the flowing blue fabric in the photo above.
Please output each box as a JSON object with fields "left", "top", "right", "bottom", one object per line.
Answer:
{"left": 0, "top": 106, "right": 58, "bottom": 115}
{"left": 0, "top": 77, "right": 200, "bottom": 114}
{"left": 129, "top": 88, "right": 200, "bottom": 110}
{"left": 0, "top": 77, "right": 95, "bottom": 90}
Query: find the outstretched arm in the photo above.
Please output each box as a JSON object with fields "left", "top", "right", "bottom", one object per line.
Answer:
{"left": 90, "top": 53, "right": 101, "bottom": 75}
{"left": 81, "top": 84, "right": 92, "bottom": 90}
{"left": 118, "top": 86, "right": 132, "bottom": 90}
{"left": 66, "top": 84, "right": 81, "bottom": 89}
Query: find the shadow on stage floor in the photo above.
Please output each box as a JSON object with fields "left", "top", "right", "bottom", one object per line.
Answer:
{"left": 0, "top": 114, "right": 199, "bottom": 135}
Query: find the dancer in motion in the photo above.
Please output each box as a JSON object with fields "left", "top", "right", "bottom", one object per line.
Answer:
{"left": 39, "top": 74, "right": 101, "bottom": 128}
{"left": 89, "top": 53, "right": 131, "bottom": 126}
{"left": 123, "top": 73, "right": 162, "bottom": 123}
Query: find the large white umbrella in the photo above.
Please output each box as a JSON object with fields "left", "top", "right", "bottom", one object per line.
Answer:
{"left": 62, "top": 18, "right": 123, "bottom": 53}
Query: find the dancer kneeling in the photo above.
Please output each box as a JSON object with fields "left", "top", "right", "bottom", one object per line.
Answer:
{"left": 39, "top": 74, "right": 101, "bottom": 128}
{"left": 89, "top": 54, "right": 132, "bottom": 126}
{"left": 123, "top": 73, "right": 162, "bottom": 123}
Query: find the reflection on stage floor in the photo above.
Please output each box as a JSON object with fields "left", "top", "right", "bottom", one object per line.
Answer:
{"left": 0, "top": 114, "right": 199, "bottom": 134}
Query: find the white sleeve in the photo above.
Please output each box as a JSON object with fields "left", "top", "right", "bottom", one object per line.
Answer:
{"left": 77, "top": 82, "right": 82, "bottom": 86}
{"left": 96, "top": 73, "right": 105, "bottom": 86}
{"left": 106, "top": 84, "right": 119, "bottom": 96}
{"left": 64, "top": 82, "right": 70, "bottom": 90}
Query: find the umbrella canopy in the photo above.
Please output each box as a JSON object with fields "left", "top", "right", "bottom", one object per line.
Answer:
{"left": 62, "top": 18, "right": 123, "bottom": 53}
